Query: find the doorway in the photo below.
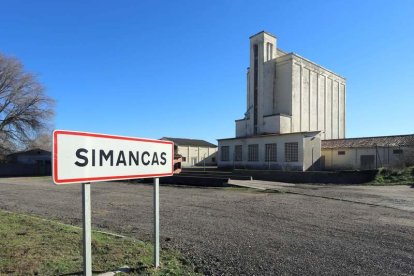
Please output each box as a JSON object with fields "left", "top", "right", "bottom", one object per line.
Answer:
{"left": 360, "top": 155, "right": 375, "bottom": 170}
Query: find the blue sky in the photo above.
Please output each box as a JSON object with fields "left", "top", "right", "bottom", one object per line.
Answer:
{"left": 1, "top": 0, "right": 413, "bottom": 143}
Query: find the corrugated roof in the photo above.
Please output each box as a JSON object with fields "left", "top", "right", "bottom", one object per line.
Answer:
{"left": 161, "top": 137, "right": 217, "bottom": 148}
{"left": 322, "top": 134, "right": 414, "bottom": 149}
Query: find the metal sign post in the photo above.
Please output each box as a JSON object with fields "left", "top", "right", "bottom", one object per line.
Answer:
{"left": 154, "top": 177, "right": 160, "bottom": 268}
{"left": 82, "top": 183, "right": 92, "bottom": 276}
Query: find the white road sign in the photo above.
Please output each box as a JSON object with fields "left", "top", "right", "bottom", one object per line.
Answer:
{"left": 53, "top": 130, "right": 174, "bottom": 184}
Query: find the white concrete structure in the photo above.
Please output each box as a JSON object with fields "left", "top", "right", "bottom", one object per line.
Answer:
{"left": 236, "top": 31, "right": 346, "bottom": 140}
{"left": 322, "top": 134, "right": 414, "bottom": 170}
{"left": 219, "top": 132, "right": 321, "bottom": 171}
{"left": 161, "top": 137, "right": 217, "bottom": 167}
{"left": 218, "top": 31, "right": 345, "bottom": 171}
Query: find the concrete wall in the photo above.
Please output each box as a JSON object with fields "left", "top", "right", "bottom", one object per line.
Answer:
{"left": 247, "top": 32, "right": 278, "bottom": 136}
{"left": 274, "top": 58, "right": 292, "bottom": 116}
{"left": 218, "top": 132, "right": 321, "bottom": 171}
{"left": 233, "top": 169, "right": 378, "bottom": 184}
{"left": 236, "top": 118, "right": 253, "bottom": 137}
{"left": 177, "top": 146, "right": 217, "bottom": 167}
{"left": 303, "top": 135, "right": 322, "bottom": 171}
{"left": 262, "top": 114, "right": 292, "bottom": 134}
{"left": 322, "top": 146, "right": 414, "bottom": 170}
{"left": 235, "top": 33, "right": 345, "bottom": 140}
{"left": 239, "top": 52, "right": 345, "bottom": 139}
{"left": 291, "top": 55, "right": 346, "bottom": 140}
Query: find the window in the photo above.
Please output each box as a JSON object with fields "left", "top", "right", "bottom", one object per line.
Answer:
{"left": 182, "top": 157, "right": 187, "bottom": 162}
{"left": 248, "top": 144, "right": 259, "bottom": 161}
{"left": 266, "top": 42, "right": 273, "bottom": 61}
{"left": 338, "top": 151, "right": 346, "bottom": 155}
{"left": 393, "top": 149, "right": 403, "bottom": 154}
{"left": 285, "top": 142, "right": 298, "bottom": 162}
{"left": 265, "top": 143, "right": 277, "bottom": 162}
{"left": 234, "top": 145, "right": 243, "bottom": 161}
{"left": 221, "top": 146, "right": 230, "bottom": 161}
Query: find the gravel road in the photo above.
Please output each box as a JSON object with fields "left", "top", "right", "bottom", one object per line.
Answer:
{"left": 1, "top": 177, "right": 414, "bottom": 275}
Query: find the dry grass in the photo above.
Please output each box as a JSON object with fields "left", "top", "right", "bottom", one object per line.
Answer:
{"left": 0, "top": 210, "right": 198, "bottom": 275}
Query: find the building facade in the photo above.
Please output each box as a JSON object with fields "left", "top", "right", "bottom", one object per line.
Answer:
{"left": 322, "top": 134, "right": 414, "bottom": 170}
{"left": 236, "top": 31, "right": 346, "bottom": 140}
{"left": 161, "top": 137, "right": 217, "bottom": 167}
{"left": 218, "top": 31, "right": 345, "bottom": 171}
{"left": 218, "top": 132, "right": 321, "bottom": 171}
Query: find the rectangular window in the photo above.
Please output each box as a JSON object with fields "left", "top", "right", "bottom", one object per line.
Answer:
{"left": 234, "top": 145, "right": 243, "bottom": 161}
{"left": 221, "top": 146, "right": 230, "bottom": 161}
{"left": 265, "top": 143, "right": 277, "bottom": 162}
{"left": 182, "top": 157, "right": 187, "bottom": 162}
{"left": 248, "top": 144, "right": 259, "bottom": 161}
{"left": 393, "top": 149, "right": 403, "bottom": 154}
{"left": 338, "top": 151, "right": 346, "bottom": 155}
{"left": 285, "top": 142, "right": 298, "bottom": 162}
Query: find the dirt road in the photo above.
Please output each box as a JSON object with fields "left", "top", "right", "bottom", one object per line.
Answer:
{"left": 1, "top": 177, "right": 413, "bottom": 275}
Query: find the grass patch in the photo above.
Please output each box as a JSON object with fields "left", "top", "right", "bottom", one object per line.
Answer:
{"left": 370, "top": 166, "right": 414, "bottom": 185}
{"left": 0, "top": 210, "right": 198, "bottom": 275}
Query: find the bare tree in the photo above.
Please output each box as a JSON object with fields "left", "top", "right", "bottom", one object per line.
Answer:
{"left": 0, "top": 53, "right": 54, "bottom": 154}
{"left": 26, "top": 131, "right": 53, "bottom": 151}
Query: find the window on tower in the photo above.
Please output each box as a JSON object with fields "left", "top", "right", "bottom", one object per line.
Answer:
{"left": 266, "top": 42, "right": 273, "bottom": 61}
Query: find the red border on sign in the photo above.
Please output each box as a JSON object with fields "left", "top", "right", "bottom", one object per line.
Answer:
{"left": 53, "top": 130, "right": 174, "bottom": 184}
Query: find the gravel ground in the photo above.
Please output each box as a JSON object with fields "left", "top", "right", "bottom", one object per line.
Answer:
{"left": 1, "top": 177, "right": 414, "bottom": 275}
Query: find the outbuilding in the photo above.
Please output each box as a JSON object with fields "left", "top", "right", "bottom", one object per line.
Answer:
{"left": 161, "top": 137, "right": 217, "bottom": 167}
{"left": 321, "top": 134, "right": 414, "bottom": 170}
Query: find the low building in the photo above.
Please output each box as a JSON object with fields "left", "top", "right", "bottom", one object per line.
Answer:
{"left": 1, "top": 148, "right": 52, "bottom": 176}
{"left": 7, "top": 148, "right": 51, "bottom": 165}
{"left": 218, "top": 132, "right": 321, "bottom": 171}
{"left": 161, "top": 137, "right": 217, "bottom": 167}
{"left": 322, "top": 134, "right": 414, "bottom": 170}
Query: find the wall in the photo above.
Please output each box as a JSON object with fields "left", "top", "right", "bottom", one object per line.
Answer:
{"left": 177, "top": 146, "right": 217, "bottom": 167}
{"left": 303, "top": 135, "right": 322, "bottom": 171}
{"left": 291, "top": 54, "right": 346, "bottom": 140}
{"left": 247, "top": 32, "right": 278, "bottom": 136}
{"left": 8, "top": 153, "right": 51, "bottom": 164}
{"left": 218, "top": 132, "right": 321, "bottom": 171}
{"left": 262, "top": 114, "right": 292, "bottom": 134}
{"left": 322, "top": 146, "right": 414, "bottom": 170}
{"left": 0, "top": 163, "right": 51, "bottom": 176}
{"left": 236, "top": 118, "right": 252, "bottom": 137}
{"left": 233, "top": 169, "right": 378, "bottom": 184}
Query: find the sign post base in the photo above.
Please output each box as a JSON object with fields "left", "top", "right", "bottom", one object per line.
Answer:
{"left": 154, "top": 177, "right": 160, "bottom": 268}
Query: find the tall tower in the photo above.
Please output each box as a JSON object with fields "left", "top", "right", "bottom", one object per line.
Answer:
{"left": 248, "top": 31, "right": 277, "bottom": 135}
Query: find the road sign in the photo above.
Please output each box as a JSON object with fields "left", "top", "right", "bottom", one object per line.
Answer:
{"left": 53, "top": 130, "right": 174, "bottom": 184}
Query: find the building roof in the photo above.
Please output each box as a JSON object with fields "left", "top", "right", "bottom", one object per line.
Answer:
{"left": 249, "top": 30, "right": 277, "bottom": 39}
{"left": 217, "top": 131, "right": 321, "bottom": 141}
{"left": 322, "top": 134, "right": 414, "bottom": 149}
{"left": 7, "top": 148, "right": 51, "bottom": 157}
{"left": 161, "top": 137, "right": 217, "bottom": 148}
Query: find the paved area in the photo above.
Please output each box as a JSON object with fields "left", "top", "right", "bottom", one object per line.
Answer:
{"left": 1, "top": 177, "right": 414, "bottom": 275}
{"left": 229, "top": 180, "right": 414, "bottom": 212}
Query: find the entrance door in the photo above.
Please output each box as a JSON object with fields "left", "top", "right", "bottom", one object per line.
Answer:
{"left": 360, "top": 155, "right": 375, "bottom": 170}
{"left": 191, "top": 157, "right": 197, "bottom": 166}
